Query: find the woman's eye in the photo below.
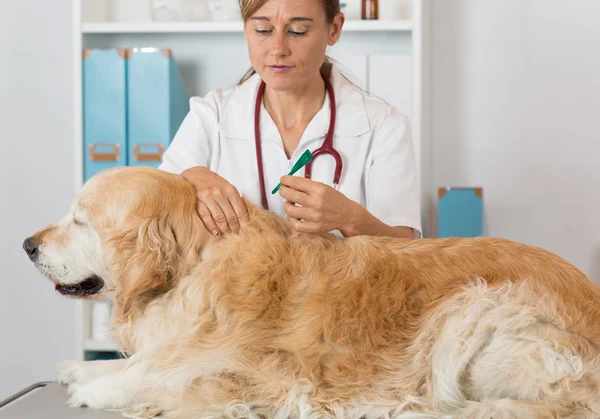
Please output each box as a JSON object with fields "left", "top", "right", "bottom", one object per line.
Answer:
{"left": 254, "top": 28, "right": 307, "bottom": 36}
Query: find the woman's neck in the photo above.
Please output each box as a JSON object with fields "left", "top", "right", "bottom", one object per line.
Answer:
{"left": 263, "top": 73, "right": 326, "bottom": 132}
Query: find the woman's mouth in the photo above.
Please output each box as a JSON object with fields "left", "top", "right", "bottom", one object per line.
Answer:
{"left": 268, "top": 65, "right": 294, "bottom": 73}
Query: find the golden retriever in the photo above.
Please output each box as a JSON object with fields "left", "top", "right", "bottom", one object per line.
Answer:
{"left": 22, "top": 166, "right": 600, "bottom": 419}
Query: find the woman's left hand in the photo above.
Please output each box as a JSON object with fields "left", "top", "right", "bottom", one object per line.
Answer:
{"left": 278, "top": 175, "right": 363, "bottom": 235}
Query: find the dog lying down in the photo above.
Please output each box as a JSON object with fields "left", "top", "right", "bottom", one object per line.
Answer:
{"left": 22, "top": 166, "right": 600, "bottom": 419}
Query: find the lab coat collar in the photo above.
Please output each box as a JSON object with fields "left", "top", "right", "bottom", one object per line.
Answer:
{"left": 218, "top": 62, "right": 371, "bottom": 141}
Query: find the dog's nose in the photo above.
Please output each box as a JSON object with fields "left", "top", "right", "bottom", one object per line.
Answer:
{"left": 22, "top": 237, "right": 39, "bottom": 261}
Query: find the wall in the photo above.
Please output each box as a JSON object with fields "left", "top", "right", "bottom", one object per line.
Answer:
{"left": 0, "top": 0, "right": 77, "bottom": 400}
{"left": 427, "top": 0, "right": 600, "bottom": 283}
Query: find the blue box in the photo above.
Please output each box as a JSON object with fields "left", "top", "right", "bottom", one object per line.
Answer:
{"left": 438, "top": 187, "right": 484, "bottom": 238}
{"left": 82, "top": 48, "right": 128, "bottom": 181}
{"left": 126, "top": 48, "right": 189, "bottom": 168}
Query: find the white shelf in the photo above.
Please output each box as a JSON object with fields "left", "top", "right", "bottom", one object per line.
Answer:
{"left": 82, "top": 19, "right": 412, "bottom": 34}
{"left": 84, "top": 339, "right": 119, "bottom": 352}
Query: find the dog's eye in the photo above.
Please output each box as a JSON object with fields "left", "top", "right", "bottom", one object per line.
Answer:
{"left": 73, "top": 218, "right": 85, "bottom": 227}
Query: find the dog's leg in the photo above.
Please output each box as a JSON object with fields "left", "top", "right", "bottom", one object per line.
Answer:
{"left": 57, "top": 358, "right": 127, "bottom": 386}
{"left": 64, "top": 354, "right": 327, "bottom": 419}
{"left": 64, "top": 361, "right": 251, "bottom": 418}
{"left": 461, "top": 325, "right": 600, "bottom": 415}
{"left": 65, "top": 360, "right": 146, "bottom": 410}
{"left": 428, "top": 282, "right": 600, "bottom": 415}
{"left": 154, "top": 377, "right": 324, "bottom": 419}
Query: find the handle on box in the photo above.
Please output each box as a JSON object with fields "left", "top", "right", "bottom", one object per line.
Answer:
{"left": 134, "top": 144, "right": 164, "bottom": 162}
{"left": 89, "top": 144, "right": 120, "bottom": 162}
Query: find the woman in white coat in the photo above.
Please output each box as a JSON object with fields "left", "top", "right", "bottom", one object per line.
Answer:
{"left": 159, "top": 0, "right": 421, "bottom": 239}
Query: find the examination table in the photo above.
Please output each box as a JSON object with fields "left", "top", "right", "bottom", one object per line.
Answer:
{"left": 0, "top": 381, "right": 121, "bottom": 418}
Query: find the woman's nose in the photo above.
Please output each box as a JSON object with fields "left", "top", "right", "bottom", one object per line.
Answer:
{"left": 269, "top": 33, "right": 290, "bottom": 57}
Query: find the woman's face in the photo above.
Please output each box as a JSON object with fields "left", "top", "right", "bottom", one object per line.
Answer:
{"left": 244, "top": 0, "right": 343, "bottom": 92}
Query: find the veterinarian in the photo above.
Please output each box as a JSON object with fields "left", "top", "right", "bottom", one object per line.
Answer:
{"left": 159, "top": 0, "right": 421, "bottom": 239}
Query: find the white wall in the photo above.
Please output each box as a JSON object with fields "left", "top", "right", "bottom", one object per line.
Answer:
{"left": 427, "top": 0, "right": 600, "bottom": 283}
{"left": 0, "top": 0, "right": 77, "bottom": 401}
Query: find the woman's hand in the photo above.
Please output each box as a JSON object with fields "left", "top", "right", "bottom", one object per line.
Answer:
{"left": 278, "top": 175, "right": 363, "bottom": 236}
{"left": 278, "top": 175, "right": 416, "bottom": 239}
{"left": 181, "top": 166, "right": 248, "bottom": 236}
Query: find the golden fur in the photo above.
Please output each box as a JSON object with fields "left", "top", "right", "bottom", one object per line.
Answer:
{"left": 25, "top": 166, "right": 600, "bottom": 418}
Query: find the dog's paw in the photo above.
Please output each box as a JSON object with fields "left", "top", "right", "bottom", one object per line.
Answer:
{"left": 65, "top": 375, "right": 131, "bottom": 411}
{"left": 66, "top": 381, "right": 123, "bottom": 410}
{"left": 66, "top": 382, "right": 95, "bottom": 409}
{"left": 122, "top": 404, "right": 163, "bottom": 418}
{"left": 57, "top": 360, "right": 91, "bottom": 386}
{"left": 57, "top": 359, "right": 124, "bottom": 386}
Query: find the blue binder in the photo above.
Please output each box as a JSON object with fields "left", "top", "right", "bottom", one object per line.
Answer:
{"left": 126, "top": 48, "right": 189, "bottom": 168}
{"left": 82, "top": 49, "right": 128, "bottom": 181}
{"left": 438, "top": 187, "right": 484, "bottom": 238}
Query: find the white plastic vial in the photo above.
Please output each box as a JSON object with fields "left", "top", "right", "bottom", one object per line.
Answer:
{"left": 380, "top": 0, "right": 412, "bottom": 20}
{"left": 82, "top": 0, "right": 111, "bottom": 22}
{"left": 150, "top": 0, "right": 187, "bottom": 21}
{"left": 342, "top": 0, "right": 361, "bottom": 20}
{"left": 208, "top": 0, "right": 241, "bottom": 21}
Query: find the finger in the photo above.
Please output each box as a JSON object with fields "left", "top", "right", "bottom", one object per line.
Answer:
{"left": 201, "top": 196, "right": 232, "bottom": 235}
{"left": 225, "top": 188, "right": 249, "bottom": 228}
{"left": 224, "top": 200, "right": 241, "bottom": 234}
{"left": 289, "top": 217, "right": 320, "bottom": 234}
{"left": 197, "top": 201, "right": 220, "bottom": 236}
{"left": 213, "top": 193, "right": 240, "bottom": 235}
{"left": 212, "top": 191, "right": 245, "bottom": 234}
{"left": 280, "top": 175, "right": 320, "bottom": 194}
{"left": 279, "top": 185, "right": 312, "bottom": 207}
{"left": 283, "top": 201, "right": 318, "bottom": 222}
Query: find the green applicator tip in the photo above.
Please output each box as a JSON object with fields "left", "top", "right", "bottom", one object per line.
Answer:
{"left": 272, "top": 149, "right": 313, "bottom": 194}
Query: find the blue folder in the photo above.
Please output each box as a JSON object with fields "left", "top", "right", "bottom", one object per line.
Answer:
{"left": 126, "top": 48, "right": 189, "bottom": 168}
{"left": 82, "top": 49, "right": 128, "bottom": 182}
{"left": 438, "top": 187, "right": 484, "bottom": 238}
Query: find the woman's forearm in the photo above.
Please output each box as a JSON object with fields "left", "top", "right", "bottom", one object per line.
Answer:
{"left": 339, "top": 205, "right": 416, "bottom": 239}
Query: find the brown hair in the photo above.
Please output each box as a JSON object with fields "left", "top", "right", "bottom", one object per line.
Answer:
{"left": 237, "top": 0, "right": 341, "bottom": 84}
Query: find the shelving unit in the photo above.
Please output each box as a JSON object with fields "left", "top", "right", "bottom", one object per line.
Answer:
{"left": 84, "top": 339, "right": 119, "bottom": 352}
{"left": 72, "top": 0, "right": 428, "bottom": 361}
{"left": 82, "top": 19, "right": 413, "bottom": 34}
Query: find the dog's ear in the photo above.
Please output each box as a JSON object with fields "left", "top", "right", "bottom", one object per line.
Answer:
{"left": 109, "top": 214, "right": 178, "bottom": 310}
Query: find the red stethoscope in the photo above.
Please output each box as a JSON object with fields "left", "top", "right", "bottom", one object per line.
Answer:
{"left": 254, "top": 72, "right": 343, "bottom": 211}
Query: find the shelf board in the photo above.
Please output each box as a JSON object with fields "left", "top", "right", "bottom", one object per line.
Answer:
{"left": 84, "top": 339, "right": 119, "bottom": 352}
{"left": 81, "top": 20, "right": 412, "bottom": 34}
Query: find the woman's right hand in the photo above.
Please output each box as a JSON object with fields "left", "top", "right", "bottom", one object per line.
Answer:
{"left": 181, "top": 166, "right": 248, "bottom": 236}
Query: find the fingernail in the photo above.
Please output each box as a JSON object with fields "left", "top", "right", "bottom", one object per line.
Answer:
{"left": 212, "top": 230, "right": 219, "bottom": 236}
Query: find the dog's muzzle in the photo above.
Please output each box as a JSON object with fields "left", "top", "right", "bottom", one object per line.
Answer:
{"left": 55, "top": 275, "right": 105, "bottom": 297}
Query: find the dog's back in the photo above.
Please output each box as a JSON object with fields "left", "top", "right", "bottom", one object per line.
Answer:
{"left": 173, "top": 205, "right": 600, "bottom": 417}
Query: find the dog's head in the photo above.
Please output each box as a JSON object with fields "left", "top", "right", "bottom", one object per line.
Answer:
{"left": 22, "top": 166, "right": 210, "bottom": 308}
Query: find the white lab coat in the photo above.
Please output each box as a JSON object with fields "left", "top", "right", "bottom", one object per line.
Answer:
{"left": 159, "top": 63, "right": 422, "bottom": 237}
